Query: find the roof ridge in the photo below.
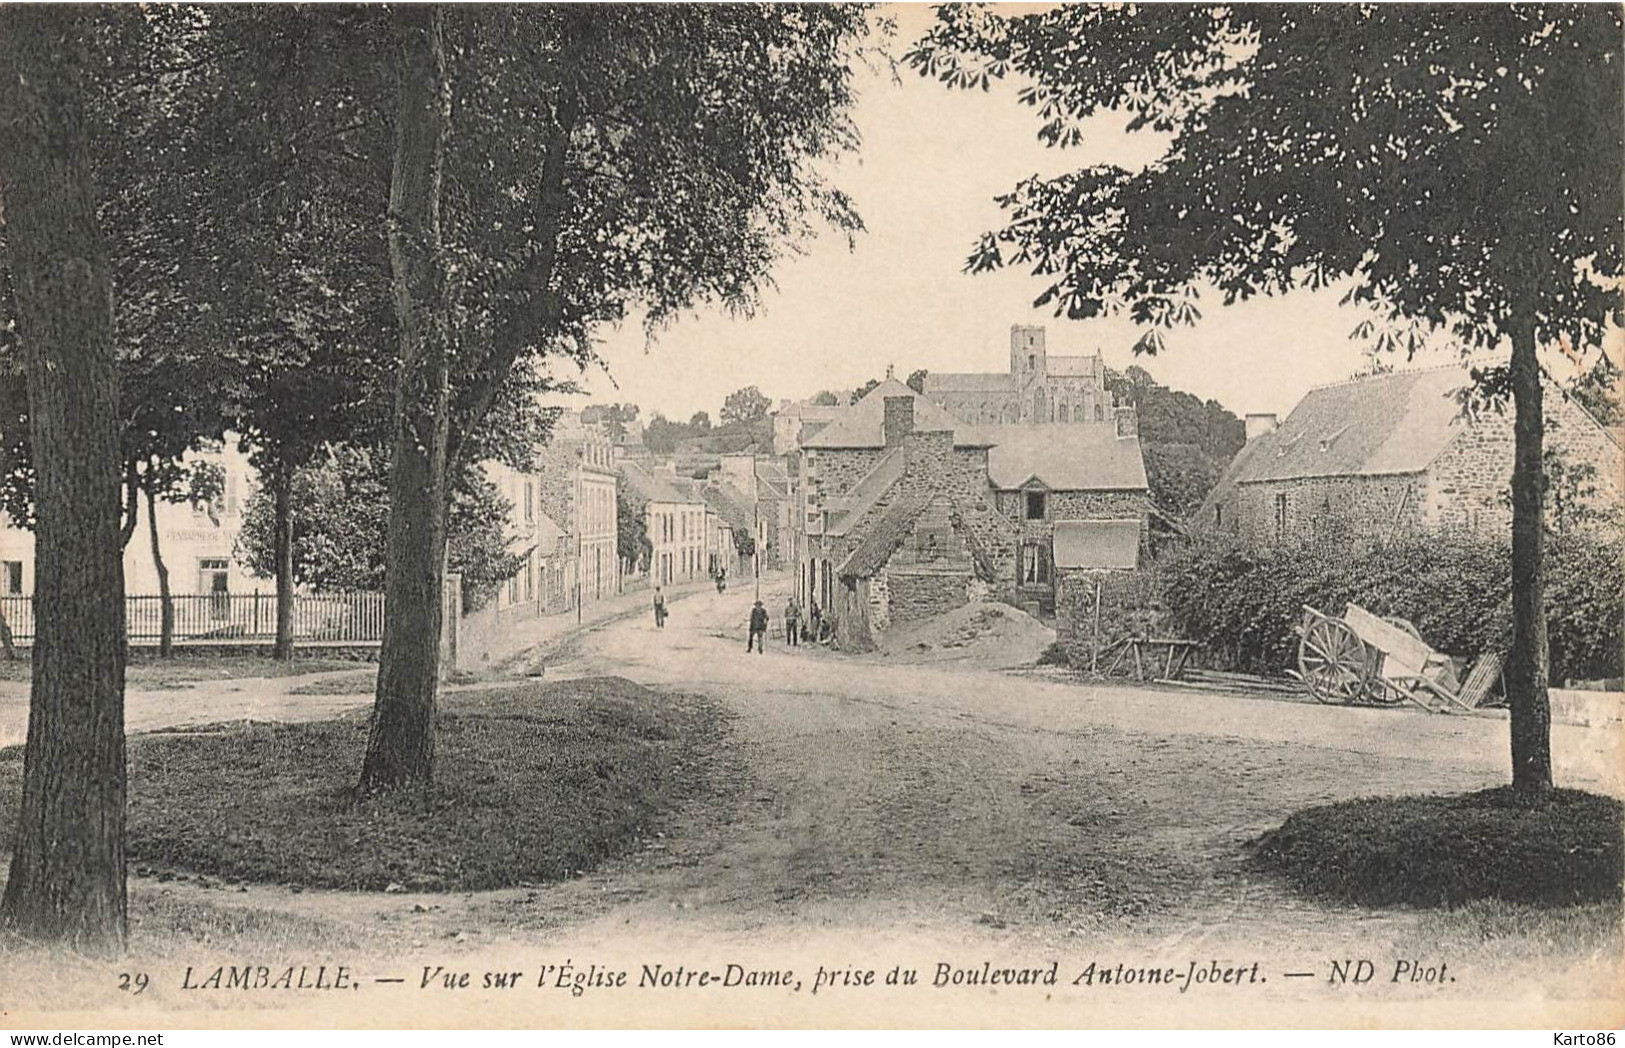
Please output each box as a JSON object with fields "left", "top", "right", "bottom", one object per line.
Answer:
{"left": 1303, "top": 364, "right": 1466, "bottom": 395}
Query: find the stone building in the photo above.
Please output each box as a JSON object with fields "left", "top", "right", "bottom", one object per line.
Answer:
{"left": 620, "top": 462, "right": 711, "bottom": 587}
{"left": 797, "top": 376, "right": 1149, "bottom": 649}
{"left": 924, "top": 323, "right": 1130, "bottom": 427}
{"left": 530, "top": 411, "right": 620, "bottom": 608}
{"left": 1195, "top": 367, "right": 1623, "bottom": 546}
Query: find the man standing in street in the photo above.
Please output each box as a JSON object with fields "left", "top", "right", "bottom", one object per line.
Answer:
{"left": 784, "top": 597, "right": 800, "bottom": 646}
{"left": 653, "top": 587, "right": 666, "bottom": 629}
{"left": 747, "top": 599, "right": 769, "bottom": 653}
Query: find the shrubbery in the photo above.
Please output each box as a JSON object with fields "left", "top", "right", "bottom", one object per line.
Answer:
{"left": 1252, "top": 787, "right": 1623, "bottom": 907}
{"left": 1158, "top": 528, "right": 1622, "bottom": 684}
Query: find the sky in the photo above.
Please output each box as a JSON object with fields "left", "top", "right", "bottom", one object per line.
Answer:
{"left": 566, "top": 6, "right": 1460, "bottom": 424}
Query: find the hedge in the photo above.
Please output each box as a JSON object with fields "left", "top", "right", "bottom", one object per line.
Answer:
{"left": 1158, "top": 528, "right": 1623, "bottom": 684}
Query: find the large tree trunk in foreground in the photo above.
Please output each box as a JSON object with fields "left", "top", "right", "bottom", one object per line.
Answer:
{"left": 0, "top": 8, "right": 128, "bottom": 949}
{"left": 1506, "top": 304, "right": 1553, "bottom": 794}
{"left": 359, "top": 5, "right": 452, "bottom": 794}
{"left": 145, "top": 482, "right": 174, "bottom": 658}
{"left": 270, "top": 463, "right": 295, "bottom": 661}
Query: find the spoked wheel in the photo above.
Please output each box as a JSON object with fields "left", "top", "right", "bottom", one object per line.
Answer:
{"left": 1298, "top": 617, "right": 1374, "bottom": 705}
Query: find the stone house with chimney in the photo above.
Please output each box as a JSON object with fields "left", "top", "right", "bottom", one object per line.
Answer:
{"left": 797, "top": 374, "right": 1149, "bottom": 649}
{"left": 1195, "top": 367, "right": 1622, "bottom": 546}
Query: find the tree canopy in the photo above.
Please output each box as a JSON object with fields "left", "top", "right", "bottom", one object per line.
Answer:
{"left": 721, "top": 386, "right": 773, "bottom": 426}
{"left": 909, "top": 6, "right": 1621, "bottom": 359}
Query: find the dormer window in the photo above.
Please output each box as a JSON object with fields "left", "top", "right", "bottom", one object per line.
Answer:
{"left": 1025, "top": 491, "right": 1046, "bottom": 520}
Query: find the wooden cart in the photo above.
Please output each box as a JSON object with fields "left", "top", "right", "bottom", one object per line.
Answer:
{"left": 1294, "top": 603, "right": 1501, "bottom": 713}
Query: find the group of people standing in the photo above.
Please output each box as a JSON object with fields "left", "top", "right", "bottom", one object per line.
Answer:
{"left": 652, "top": 584, "right": 821, "bottom": 652}
{"left": 747, "top": 595, "right": 819, "bottom": 652}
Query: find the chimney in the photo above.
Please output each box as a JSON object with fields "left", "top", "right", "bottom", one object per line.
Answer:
{"left": 883, "top": 396, "right": 915, "bottom": 447}
{"left": 1245, "top": 413, "right": 1279, "bottom": 441}
{"left": 1113, "top": 405, "right": 1138, "bottom": 439}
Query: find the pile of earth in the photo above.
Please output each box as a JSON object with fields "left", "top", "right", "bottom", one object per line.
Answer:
{"left": 870, "top": 601, "right": 1054, "bottom": 668}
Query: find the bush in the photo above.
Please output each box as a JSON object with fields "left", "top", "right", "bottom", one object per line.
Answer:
{"left": 1252, "top": 787, "right": 1624, "bottom": 907}
{"left": 1159, "top": 529, "right": 1622, "bottom": 682}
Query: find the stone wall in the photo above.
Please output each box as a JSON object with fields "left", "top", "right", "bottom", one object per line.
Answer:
{"left": 1426, "top": 394, "right": 1622, "bottom": 533}
{"left": 806, "top": 446, "right": 887, "bottom": 498}
{"left": 1231, "top": 472, "right": 1425, "bottom": 546}
{"left": 868, "top": 570, "right": 890, "bottom": 634}
{"left": 885, "top": 566, "right": 973, "bottom": 626}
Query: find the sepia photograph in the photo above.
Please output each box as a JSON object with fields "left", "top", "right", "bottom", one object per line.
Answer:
{"left": 0, "top": 1, "right": 1621, "bottom": 1035}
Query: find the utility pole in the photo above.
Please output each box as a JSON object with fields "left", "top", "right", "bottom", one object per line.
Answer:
{"left": 581, "top": 458, "right": 588, "bottom": 620}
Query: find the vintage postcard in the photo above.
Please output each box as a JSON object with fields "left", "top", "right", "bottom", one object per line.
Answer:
{"left": 0, "top": 1, "right": 1620, "bottom": 1034}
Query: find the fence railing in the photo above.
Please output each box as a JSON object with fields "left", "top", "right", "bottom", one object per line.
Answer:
{"left": 0, "top": 592, "right": 385, "bottom": 646}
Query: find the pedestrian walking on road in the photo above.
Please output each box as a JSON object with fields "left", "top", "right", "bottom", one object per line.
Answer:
{"left": 747, "top": 600, "right": 769, "bottom": 653}
{"left": 784, "top": 598, "right": 800, "bottom": 645}
{"left": 653, "top": 587, "right": 667, "bottom": 629}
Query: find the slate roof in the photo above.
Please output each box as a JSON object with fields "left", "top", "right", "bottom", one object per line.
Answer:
{"left": 700, "top": 483, "right": 756, "bottom": 535}
{"left": 754, "top": 460, "right": 790, "bottom": 499}
{"left": 619, "top": 462, "right": 701, "bottom": 505}
{"left": 924, "top": 372, "right": 1015, "bottom": 393}
{"left": 958, "top": 423, "right": 1149, "bottom": 491}
{"left": 837, "top": 496, "right": 929, "bottom": 579}
{"left": 802, "top": 378, "right": 974, "bottom": 449}
{"left": 824, "top": 446, "right": 906, "bottom": 538}
{"left": 1045, "top": 354, "right": 1104, "bottom": 377}
{"left": 1230, "top": 368, "right": 1472, "bottom": 483}
{"left": 1054, "top": 519, "right": 1142, "bottom": 571}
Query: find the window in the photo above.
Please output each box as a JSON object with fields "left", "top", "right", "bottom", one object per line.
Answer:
{"left": 524, "top": 552, "right": 535, "bottom": 602}
{"left": 199, "top": 558, "right": 231, "bottom": 618}
{"left": 1025, "top": 491, "right": 1046, "bottom": 520}
{"left": 524, "top": 481, "right": 534, "bottom": 523}
{"left": 1019, "top": 542, "right": 1049, "bottom": 586}
{"left": 2, "top": 560, "right": 22, "bottom": 595}
{"left": 1273, "top": 492, "right": 1289, "bottom": 541}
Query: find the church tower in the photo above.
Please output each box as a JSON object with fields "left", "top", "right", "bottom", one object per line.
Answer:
{"left": 1010, "top": 324, "right": 1047, "bottom": 384}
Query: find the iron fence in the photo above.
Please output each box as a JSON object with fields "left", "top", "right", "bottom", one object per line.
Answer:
{"left": 0, "top": 591, "right": 385, "bottom": 646}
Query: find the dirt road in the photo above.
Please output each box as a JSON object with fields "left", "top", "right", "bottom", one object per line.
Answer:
{"left": 4, "top": 578, "right": 1620, "bottom": 1027}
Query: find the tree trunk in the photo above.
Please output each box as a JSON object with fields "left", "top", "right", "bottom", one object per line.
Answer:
{"left": 118, "top": 459, "right": 140, "bottom": 549}
{"left": 358, "top": 5, "right": 452, "bottom": 794}
{"left": 0, "top": 607, "right": 15, "bottom": 661}
{"left": 145, "top": 480, "right": 174, "bottom": 658}
{"left": 1506, "top": 304, "right": 1553, "bottom": 794}
{"left": 0, "top": 8, "right": 128, "bottom": 949}
{"left": 271, "top": 463, "right": 295, "bottom": 661}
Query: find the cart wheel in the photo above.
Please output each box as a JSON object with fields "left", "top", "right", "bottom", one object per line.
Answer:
{"left": 1298, "top": 617, "right": 1373, "bottom": 704}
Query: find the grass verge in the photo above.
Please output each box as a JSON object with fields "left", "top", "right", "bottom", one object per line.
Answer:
{"left": 0, "top": 677, "right": 729, "bottom": 892}
{"left": 1251, "top": 787, "right": 1623, "bottom": 907}
{"left": 0, "top": 654, "right": 367, "bottom": 688}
